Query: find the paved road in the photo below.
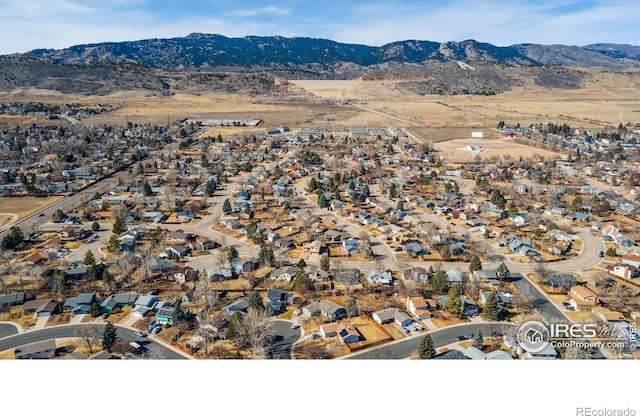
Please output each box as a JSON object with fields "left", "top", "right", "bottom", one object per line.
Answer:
{"left": 345, "top": 322, "right": 511, "bottom": 359}
{"left": 0, "top": 323, "right": 19, "bottom": 339}
{"left": 267, "top": 319, "right": 301, "bottom": 359}
{"left": 0, "top": 324, "right": 188, "bottom": 359}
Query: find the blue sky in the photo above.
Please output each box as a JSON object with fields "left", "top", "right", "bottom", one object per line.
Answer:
{"left": 0, "top": 0, "right": 637, "bottom": 54}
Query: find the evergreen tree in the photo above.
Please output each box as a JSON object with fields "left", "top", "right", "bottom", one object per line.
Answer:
{"left": 483, "top": 292, "right": 500, "bottom": 321}
{"left": 346, "top": 298, "right": 358, "bottom": 317}
{"left": 469, "top": 255, "right": 482, "bottom": 272}
{"left": 418, "top": 334, "right": 436, "bottom": 359}
{"left": 388, "top": 182, "right": 397, "bottom": 198}
{"left": 319, "top": 254, "right": 330, "bottom": 272}
{"left": 297, "top": 258, "right": 307, "bottom": 270}
{"left": 205, "top": 180, "right": 215, "bottom": 197}
{"left": 396, "top": 200, "right": 404, "bottom": 211}
{"left": 227, "top": 246, "right": 239, "bottom": 263}
{"left": 102, "top": 322, "right": 117, "bottom": 351}
{"left": 172, "top": 300, "right": 183, "bottom": 324}
{"left": 246, "top": 222, "right": 258, "bottom": 238}
{"left": 444, "top": 285, "right": 463, "bottom": 317}
{"left": 143, "top": 181, "right": 152, "bottom": 196}
{"left": 362, "top": 185, "right": 370, "bottom": 198}
{"left": 247, "top": 291, "right": 264, "bottom": 310}
{"left": 83, "top": 250, "right": 96, "bottom": 266}
{"left": 112, "top": 216, "right": 126, "bottom": 234}
{"left": 252, "top": 229, "right": 265, "bottom": 245}
{"left": 431, "top": 270, "right": 449, "bottom": 295}
{"left": 1, "top": 227, "right": 24, "bottom": 250}
{"left": 88, "top": 302, "right": 101, "bottom": 318}
{"left": 222, "top": 198, "right": 232, "bottom": 214}
{"left": 318, "top": 193, "right": 328, "bottom": 208}
{"left": 473, "top": 329, "right": 484, "bottom": 349}
{"left": 91, "top": 221, "right": 100, "bottom": 232}
{"left": 496, "top": 262, "right": 510, "bottom": 281}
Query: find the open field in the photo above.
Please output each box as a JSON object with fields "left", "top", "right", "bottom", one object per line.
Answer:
{"left": 431, "top": 137, "right": 565, "bottom": 163}
{"left": 290, "top": 79, "right": 640, "bottom": 129}
{"left": 0, "top": 196, "right": 63, "bottom": 220}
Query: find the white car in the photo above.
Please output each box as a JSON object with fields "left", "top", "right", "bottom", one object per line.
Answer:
{"left": 134, "top": 331, "right": 147, "bottom": 337}
{"left": 291, "top": 323, "right": 300, "bottom": 329}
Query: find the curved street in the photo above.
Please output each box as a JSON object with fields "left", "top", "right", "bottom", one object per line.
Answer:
{"left": 0, "top": 323, "right": 189, "bottom": 359}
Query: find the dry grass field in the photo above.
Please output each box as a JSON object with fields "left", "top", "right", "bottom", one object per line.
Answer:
{"left": 0, "top": 196, "right": 63, "bottom": 219}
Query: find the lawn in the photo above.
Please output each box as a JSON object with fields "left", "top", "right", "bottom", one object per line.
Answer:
{"left": 0, "top": 307, "right": 37, "bottom": 329}
{"left": 431, "top": 311, "right": 467, "bottom": 328}
{"left": 349, "top": 316, "right": 390, "bottom": 344}
{"left": 383, "top": 323, "right": 408, "bottom": 340}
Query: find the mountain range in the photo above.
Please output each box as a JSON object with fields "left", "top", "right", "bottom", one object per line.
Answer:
{"left": 1, "top": 34, "right": 639, "bottom": 96}
{"left": 18, "top": 34, "right": 640, "bottom": 71}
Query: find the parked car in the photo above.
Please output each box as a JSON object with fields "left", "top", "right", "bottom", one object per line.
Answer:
{"left": 291, "top": 323, "right": 300, "bottom": 329}
{"left": 457, "top": 335, "right": 467, "bottom": 341}
{"left": 599, "top": 251, "right": 605, "bottom": 258}
{"left": 134, "top": 331, "right": 147, "bottom": 337}
{"left": 101, "top": 313, "right": 110, "bottom": 319}
{"left": 413, "top": 322, "right": 423, "bottom": 331}
{"left": 401, "top": 327, "right": 410, "bottom": 334}
{"left": 311, "top": 333, "right": 320, "bottom": 339}
{"left": 151, "top": 325, "right": 162, "bottom": 334}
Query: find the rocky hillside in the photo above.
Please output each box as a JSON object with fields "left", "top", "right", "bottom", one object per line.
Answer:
{"left": 18, "top": 34, "right": 640, "bottom": 70}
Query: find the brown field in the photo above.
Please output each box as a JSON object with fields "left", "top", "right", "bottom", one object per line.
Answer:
{"left": 431, "top": 137, "right": 565, "bottom": 163}
{"left": 0, "top": 196, "right": 63, "bottom": 219}
{"left": 290, "top": 79, "right": 640, "bottom": 129}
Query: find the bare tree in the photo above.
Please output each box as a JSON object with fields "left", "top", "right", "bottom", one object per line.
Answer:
{"left": 76, "top": 325, "right": 103, "bottom": 354}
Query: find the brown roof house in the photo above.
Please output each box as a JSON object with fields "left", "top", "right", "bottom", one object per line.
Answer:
{"left": 568, "top": 285, "right": 599, "bottom": 309}
{"left": 23, "top": 299, "right": 61, "bottom": 317}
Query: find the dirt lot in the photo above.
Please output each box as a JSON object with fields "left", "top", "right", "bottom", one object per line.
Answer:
{"left": 0, "top": 196, "right": 63, "bottom": 219}
{"left": 431, "top": 137, "right": 564, "bottom": 163}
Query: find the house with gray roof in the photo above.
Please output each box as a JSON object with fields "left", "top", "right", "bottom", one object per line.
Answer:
{"left": 302, "top": 300, "right": 347, "bottom": 321}
{"left": 63, "top": 293, "right": 96, "bottom": 315}
{"left": 0, "top": 292, "right": 25, "bottom": 310}
{"left": 372, "top": 307, "right": 413, "bottom": 327}
{"left": 15, "top": 339, "right": 57, "bottom": 359}
{"left": 100, "top": 293, "right": 139, "bottom": 312}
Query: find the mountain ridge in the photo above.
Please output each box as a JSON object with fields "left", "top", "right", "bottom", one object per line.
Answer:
{"left": 15, "top": 33, "right": 640, "bottom": 71}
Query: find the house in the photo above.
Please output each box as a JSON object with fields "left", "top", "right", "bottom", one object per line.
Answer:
{"left": 0, "top": 292, "right": 25, "bottom": 310}
{"left": 446, "top": 269, "right": 464, "bottom": 285}
{"left": 546, "top": 273, "right": 579, "bottom": 292}
{"left": 303, "top": 240, "right": 321, "bottom": 254}
{"left": 63, "top": 293, "right": 96, "bottom": 315}
{"left": 462, "top": 297, "right": 480, "bottom": 316}
{"left": 270, "top": 266, "right": 296, "bottom": 282}
{"left": 342, "top": 238, "right": 359, "bottom": 256}
{"left": 434, "top": 350, "right": 469, "bottom": 360}
{"left": 591, "top": 306, "right": 625, "bottom": 323}
{"left": 621, "top": 254, "right": 640, "bottom": 269}
{"left": 472, "top": 270, "right": 500, "bottom": 287}
{"left": 403, "top": 241, "right": 428, "bottom": 256}
{"left": 407, "top": 296, "right": 434, "bottom": 320}
{"left": 176, "top": 210, "right": 196, "bottom": 222}
{"left": 221, "top": 299, "right": 249, "bottom": 317}
{"left": 100, "top": 293, "right": 138, "bottom": 312}
{"left": 606, "top": 263, "right": 640, "bottom": 280}
{"left": 615, "top": 234, "right": 635, "bottom": 249}
{"left": 449, "top": 242, "right": 468, "bottom": 255}
{"left": 165, "top": 244, "right": 190, "bottom": 259}
{"left": 522, "top": 343, "right": 558, "bottom": 359}
{"left": 231, "top": 258, "right": 259, "bottom": 274}
{"left": 64, "top": 266, "right": 88, "bottom": 281}
{"left": 368, "top": 269, "right": 393, "bottom": 286}
{"left": 130, "top": 294, "right": 158, "bottom": 318}
{"left": 372, "top": 308, "right": 413, "bottom": 327}
{"left": 266, "top": 289, "right": 293, "bottom": 316}
{"left": 156, "top": 305, "right": 176, "bottom": 324}
{"left": 319, "top": 322, "right": 361, "bottom": 344}
{"left": 302, "top": 300, "right": 347, "bottom": 321}
{"left": 23, "top": 299, "right": 61, "bottom": 317}
{"left": 14, "top": 340, "right": 57, "bottom": 359}
{"left": 25, "top": 250, "right": 49, "bottom": 265}
{"left": 569, "top": 285, "right": 599, "bottom": 308}
{"left": 402, "top": 267, "right": 429, "bottom": 283}
{"left": 207, "top": 268, "right": 234, "bottom": 281}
